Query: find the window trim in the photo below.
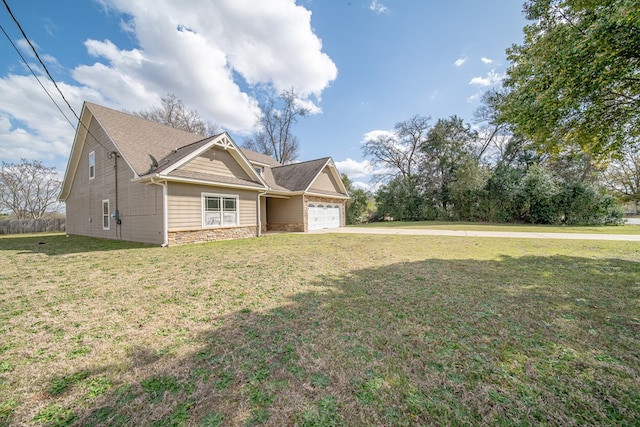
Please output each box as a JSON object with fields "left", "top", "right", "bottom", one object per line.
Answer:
{"left": 89, "top": 151, "right": 95, "bottom": 180}
{"left": 102, "top": 199, "right": 110, "bottom": 230}
{"left": 201, "top": 193, "right": 239, "bottom": 228}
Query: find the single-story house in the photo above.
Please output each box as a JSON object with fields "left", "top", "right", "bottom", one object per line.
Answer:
{"left": 59, "top": 102, "right": 349, "bottom": 245}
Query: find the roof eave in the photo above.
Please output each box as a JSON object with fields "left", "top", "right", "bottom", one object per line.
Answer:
{"left": 59, "top": 103, "right": 92, "bottom": 201}
{"left": 135, "top": 173, "right": 268, "bottom": 191}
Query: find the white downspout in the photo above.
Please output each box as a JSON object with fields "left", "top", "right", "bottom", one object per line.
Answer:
{"left": 257, "top": 190, "right": 268, "bottom": 236}
{"left": 151, "top": 177, "right": 169, "bottom": 246}
{"left": 161, "top": 181, "right": 169, "bottom": 246}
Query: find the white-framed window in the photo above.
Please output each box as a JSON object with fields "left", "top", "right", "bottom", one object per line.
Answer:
{"left": 202, "top": 193, "right": 238, "bottom": 227}
{"left": 89, "top": 151, "right": 95, "bottom": 179}
{"left": 102, "top": 199, "right": 110, "bottom": 230}
{"left": 254, "top": 166, "right": 263, "bottom": 176}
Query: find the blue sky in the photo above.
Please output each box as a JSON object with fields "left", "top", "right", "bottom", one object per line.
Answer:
{"left": 0, "top": 0, "right": 527, "bottom": 189}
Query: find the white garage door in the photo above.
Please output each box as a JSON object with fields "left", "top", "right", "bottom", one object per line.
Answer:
{"left": 308, "top": 204, "right": 340, "bottom": 230}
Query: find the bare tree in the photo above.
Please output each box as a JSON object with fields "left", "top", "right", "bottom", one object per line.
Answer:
{"left": 0, "top": 159, "right": 62, "bottom": 218}
{"left": 133, "top": 93, "right": 219, "bottom": 137}
{"left": 243, "top": 88, "right": 309, "bottom": 164}
{"left": 362, "top": 115, "right": 430, "bottom": 181}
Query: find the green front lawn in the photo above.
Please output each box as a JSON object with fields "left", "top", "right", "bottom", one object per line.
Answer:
{"left": 1, "top": 233, "right": 638, "bottom": 425}
{"left": 351, "top": 220, "right": 640, "bottom": 235}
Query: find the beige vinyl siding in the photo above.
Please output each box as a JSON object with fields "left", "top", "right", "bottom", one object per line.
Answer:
{"left": 309, "top": 168, "right": 342, "bottom": 194}
{"left": 65, "top": 117, "right": 115, "bottom": 239}
{"left": 167, "top": 182, "right": 257, "bottom": 230}
{"left": 180, "top": 148, "right": 251, "bottom": 180}
{"left": 65, "top": 116, "right": 164, "bottom": 245}
{"left": 266, "top": 196, "right": 304, "bottom": 224}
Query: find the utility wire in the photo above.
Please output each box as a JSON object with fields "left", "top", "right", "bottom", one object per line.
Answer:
{"left": 1, "top": 0, "right": 114, "bottom": 155}
{"left": 2, "top": 0, "right": 81, "bottom": 122}
{"left": 0, "top": 23, "right": 76, "bottom": 130}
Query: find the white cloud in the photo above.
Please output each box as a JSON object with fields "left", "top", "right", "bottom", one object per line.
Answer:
{"left": 454, "top": 57, "right": 467, "bottom": 67}
{"left": 481, "top": 57, "right": 493, "bottom": 64}
{"left": 0, "top": 0, "right": 337, "bottom": 170}
{"left": 469, "top": 70, "right": 503, "bottom": 87}
{"left": 361, "top": 129, "right": 396, "bottom": 143}
{"left": 369, "top": 0, "right": 389, "bottom": 14}
{"left": 74, "top": 0, "right": 337, "bottom": 133}
{"left": 351, "top": 181, "right": 370, "bottom": 191}
{"left": 335, "top": 158, "right": 372, "bottom": 179}
{"left": 0, "top": 74, "right": 106, "bottom": 169}
{"left": 467, "top": 92, "right": 482, "bottom": 103}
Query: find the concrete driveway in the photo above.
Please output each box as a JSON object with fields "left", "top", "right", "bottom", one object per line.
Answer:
{"left": 309, "top": 226, "right": 640, "bottom": 241}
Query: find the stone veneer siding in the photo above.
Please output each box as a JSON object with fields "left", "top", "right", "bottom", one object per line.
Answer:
{"left": 168, "top": 226, "right": 257, "bottom": 245}
{"left": 267, "top": 222, "right": 304, "bottom": 232}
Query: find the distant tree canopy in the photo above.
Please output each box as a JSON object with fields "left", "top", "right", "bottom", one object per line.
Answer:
{"left": 243, "top": 88, "right": 309, "bottom": 164}
{"left": 133, "top": 94, "right": 219, "bottom": 137}
{"left": 498, "top": 0, "right": 640, "bottom": 159}
{"left": 0, "top": 159, "right": 62, "bottom": 219}
{"left": 366, "top": 113, "right": 623, "bottom": 226}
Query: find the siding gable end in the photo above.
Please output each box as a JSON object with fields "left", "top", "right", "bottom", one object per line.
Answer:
{"left": 178, "top": 147, "right": 253, "bottom": 181}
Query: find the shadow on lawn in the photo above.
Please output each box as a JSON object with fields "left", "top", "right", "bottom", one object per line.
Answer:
{"left": 29, "top": 254, "right": 640, "bottom": 426}
{"left": 0, "top": 233, "right": 152, "bottom": 256}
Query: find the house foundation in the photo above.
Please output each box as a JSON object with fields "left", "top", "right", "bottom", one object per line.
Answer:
{"left": 168, "top": 226, "right": 257, "bottom": 245}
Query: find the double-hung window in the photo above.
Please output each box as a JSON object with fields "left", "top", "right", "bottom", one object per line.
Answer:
{"left": 89, "top": 151, "right": 95, "bottom": 179}
{"left": 203, "top": 194, "right": 238, "bottom": 227}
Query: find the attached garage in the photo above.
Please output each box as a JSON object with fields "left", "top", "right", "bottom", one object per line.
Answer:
{"left": 308, "top": 203, "right": 341, "bottom": 230}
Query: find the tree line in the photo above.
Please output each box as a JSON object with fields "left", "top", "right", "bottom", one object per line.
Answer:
{"left": 362, "top": 114, "right": 624, "bottom": 225}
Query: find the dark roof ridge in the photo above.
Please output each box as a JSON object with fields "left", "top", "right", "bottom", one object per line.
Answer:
{"left": 172, "top": 133, "right": 222, "bottom": 152}
{"left": 272, "top": 157, "right": 330, "bottom": 169}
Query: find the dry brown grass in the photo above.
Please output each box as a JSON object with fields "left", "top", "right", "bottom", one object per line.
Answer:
{"left": 0, "top": 232, "right": 638, "bottom": 426}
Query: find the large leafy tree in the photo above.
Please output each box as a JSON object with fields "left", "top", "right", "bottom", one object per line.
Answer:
{"left": 420, "top": 116, "right": 478, "bottom": 212}
{"left": 243, "top": 88, "right": 309, "bottom": 164}
{"left": 0, "top": 159, "right": 62, "bottom": 219}
{"left": 500, "top": 0, "right": 640, "bottom": 158}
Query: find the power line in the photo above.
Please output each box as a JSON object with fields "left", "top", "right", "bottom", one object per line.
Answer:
{"left": 0, "top": 23, "right": 76, "bottom": 130}
{"left": 1, "top": 0, "right": 113, "bottom": 155}
{"left": 2, "top": 0, "right": 81, "bottom": 122}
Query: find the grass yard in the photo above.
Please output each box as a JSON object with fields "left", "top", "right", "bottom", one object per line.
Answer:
{"left": 0, "top": 232, "right": 639, "bottom": 426}
{"left": 351, "top": 220, "right": 640, "bottom": 235}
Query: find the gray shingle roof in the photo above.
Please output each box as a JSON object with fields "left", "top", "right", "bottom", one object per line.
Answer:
{"left": 271, "top": 158, "right": 330, "bottom": 192}
{"left": 86, "top": 102, "right": 205, "bottom": 176}
{"left": 240, "top": 148, "right": 283, "bottom": 168}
